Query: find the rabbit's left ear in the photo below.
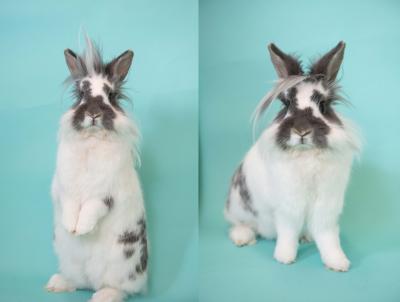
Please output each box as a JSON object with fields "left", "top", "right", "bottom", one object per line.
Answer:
{"left": 310, "top": 41, "right": 345, "bottom": 82}
{"left": 64, "top": 49, "right": 85, "bottom": 78}
{"left": 106, "top": 50, "right": 134, "bottom": 81}
{"left": 268, "top": 43, "right": 303, "bottom": 78}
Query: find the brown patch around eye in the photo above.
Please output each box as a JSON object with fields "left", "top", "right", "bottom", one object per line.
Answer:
{"left": 319, "top": 101, "right": 327, "bottom": 114}
{"left": 103, "top": 83, "right": 111, "bottom": 95}
{"left": 82, "top": 80, "right": 91, "bottom": 92}
{"left": 103, "top": 83, "right": 123, "bottom": 112}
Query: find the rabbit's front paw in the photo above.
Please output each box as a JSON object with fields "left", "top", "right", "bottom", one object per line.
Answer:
{"left": 61, "top": 202, "right": 80, "bottom": 234}
{"left": 62, "top": 212, "right": 78, "bottom": 234}
{"left": 45, "top": 273, "right": 75, "bottom": 292}
{"left": 323, "top": 254, "right": 350, "bottom": 272}
{"left": 74, "top": 216, "right": 97, "bottom": 235}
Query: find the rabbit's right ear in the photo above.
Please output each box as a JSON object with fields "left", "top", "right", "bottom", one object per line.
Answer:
{"left": 64, "top": 49, "right": 85, "bottom": 78}
{"left": 268, "top": 43, "right": 303, "bottom": 78}
{"left": 106, "top": 50, "right": 134, "bottom": 82}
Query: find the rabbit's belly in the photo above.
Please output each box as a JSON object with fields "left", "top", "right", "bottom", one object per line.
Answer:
{"left": 54, "top": 222, "right": 131, "bottom": 288}
{"left": 54, "top": 225, "right": 94, "bottom": 288}
{"left": 54, "top": 201, "right": 146, "bottom": 290}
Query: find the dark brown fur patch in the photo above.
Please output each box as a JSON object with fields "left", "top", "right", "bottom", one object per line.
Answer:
{"left": 128, "top": 271, "right": 136, "bottom": 280}
{"left": 135, "top": 217, "right": 148, "bottom": 274}
{"left": 103, "top": 196, "right": 114, "bottom": 209}
{"left": 124, "top": 248, "right": 135, "bottom": 258}
{"left": 231, "top": 164, "right": 257, "bottom": 216}
{"left": 118, "top": 231, "right": 140, "bottom": 244}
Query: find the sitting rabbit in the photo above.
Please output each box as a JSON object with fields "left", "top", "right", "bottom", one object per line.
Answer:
{"left": 224, "top": 42, "right": 361, "bottom": 272}
{"left": 46, "top": 37, "right": 148, "bottom": 301}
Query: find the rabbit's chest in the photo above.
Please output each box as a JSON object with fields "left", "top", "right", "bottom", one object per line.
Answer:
{"left": 57, "top": 138, "right": 126, "bottom": 188}
{"left": 270, "top": 156, "right": 328, "bottom": 202}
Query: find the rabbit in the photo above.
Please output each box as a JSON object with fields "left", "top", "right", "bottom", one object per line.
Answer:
{"left": 224, "top": 42, "right": 361, "bottom": 272}
{"left": 45, "top": 37, "right": 148, "bottom": 302}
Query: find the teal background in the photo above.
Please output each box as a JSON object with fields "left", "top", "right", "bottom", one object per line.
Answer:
{"left": 200, "top": 1, "right": 400, "bottom": 302}
{"left": 0, "top": 1, "right": 197, "bottom": 301}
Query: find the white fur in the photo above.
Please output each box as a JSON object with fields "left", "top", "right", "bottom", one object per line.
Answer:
{"left": 229, "top": 225, "right": 256, "bottom": 246}
{"left": 80, "top": 75, "right": 113, "bottom": 104}
{"left": 225, "top": 81, "right": 361, "bottom": 272}
{"left": 47, "top": 76, "right": 147, "bottom": 300}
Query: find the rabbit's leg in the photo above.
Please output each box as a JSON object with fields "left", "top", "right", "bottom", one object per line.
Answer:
{"left": 229, "top": 224, "right": 256, "bottom": 246}
{"left": 273, "top": 212, "right": 303, "bottom": 264}
{"left": 75, "top": 199, "right": 109, "bottom": 235}
{"left": 308, "top": 200, "right": 350, "bottom": 272}
{"left": 45, "top": 273, "right": 76, "bottom": 293}
{"left": 89, "top": 287, "right": 125, "bottom": 302}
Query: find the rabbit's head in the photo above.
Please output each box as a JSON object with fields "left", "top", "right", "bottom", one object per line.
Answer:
{"left": 257, "top": 42, "right": 350, "bottom": 151}
{"left": 62, "top": 37, "right": 134, "bottom": 135}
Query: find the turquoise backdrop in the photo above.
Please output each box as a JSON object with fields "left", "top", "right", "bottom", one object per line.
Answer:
{"left": 200, "top": 1, "right": 400, "bottom": 302}
{"left": 0, "top": 1, "right": 198, "bottom": 301}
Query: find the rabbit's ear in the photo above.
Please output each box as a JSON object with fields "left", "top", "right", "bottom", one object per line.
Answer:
{"left": 310, "top": 41, "right": 345, "bottom": 82}
{"left": 64, "top": 49, "right": 85, "bottom": 78}
{"left": 268, "top": 43, "right": 303, "bottom": 78}
{"left": 106, "top": 50, "right": 134, "bottom": 82}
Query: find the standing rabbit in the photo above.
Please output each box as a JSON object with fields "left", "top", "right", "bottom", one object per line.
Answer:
{"left": 46, "top": 37, "right": 148, "bottom": 302}
{"left": 224, "top": 42, "right": 361, "bottom": 271}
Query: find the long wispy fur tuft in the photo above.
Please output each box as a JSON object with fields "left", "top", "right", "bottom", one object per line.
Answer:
{"left": 251, "top": 75, "right": 307, "bottom": 136}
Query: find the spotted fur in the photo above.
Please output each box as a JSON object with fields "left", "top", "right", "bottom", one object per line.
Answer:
{"left": 228, "top": 164, "right": 257, "bottom": 216}
{"left": 103, "top": 196, "right": 114, "bottom": 210}
{"left": 47, "top": 36, "right": 147, "bottom": 301}
{"left": 225, "top": 42, "right": 361, "bottom": 272}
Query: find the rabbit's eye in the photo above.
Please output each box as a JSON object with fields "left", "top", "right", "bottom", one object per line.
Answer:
{"left": 280, "top": 98, "right": 290, "bottom": 108}
{"left": 319, "top": 101, "right": 327, "bottom": 114}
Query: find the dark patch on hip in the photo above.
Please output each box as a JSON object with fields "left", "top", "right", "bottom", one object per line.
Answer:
{"left": 118, "top": 230, "right": 140, "bottom": 244}
{"left": 135, "top": 217, "right": 148, "bottom": 274}
{"left": 128, "top": 271, "right": 136, "bottom": 280}
{"left": 124, "top": 248, "right": 135, "bottom": 259}
{"left": 231, "top": 163, "right": 257, "bottom": 216}
{"left": 119, "top": 216, "right": 149, "bottom": 276}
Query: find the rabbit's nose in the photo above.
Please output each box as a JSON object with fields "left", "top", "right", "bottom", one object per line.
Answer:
{"left": 293, "top": 128, "right": 312, "bottom": 137}
{"left": 86, "top": 111, "right": 102, "bottom": 119}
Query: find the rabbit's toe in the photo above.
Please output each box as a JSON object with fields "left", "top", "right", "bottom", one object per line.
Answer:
{"left": 274, "top": 243, "right": 297, "bottom": 264}
{"left": 75, "top": 218, "right": 96, "bottom": 235}
{"left": 45, "top": 273, "right": 75, "bottom": 292}
{"left": 89, "top": 287, "right": 124, "bottom": 302}
{"left": 324, "top": 254, "right": 350, "bottom": 272}
{"left": 229, "top": 225, "right": 256, "bottom": 246}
